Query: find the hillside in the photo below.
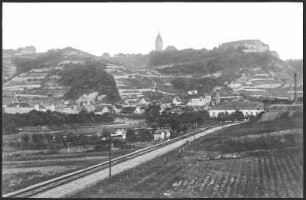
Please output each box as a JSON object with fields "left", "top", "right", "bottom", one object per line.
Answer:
{"left": 59, "top": 61, "right": 120, "bottom": 102}
{"left": 2, "top": 47, "right": 37, "bottom": 82}
{"left": 145, "top": 40, "right": 302, "bottom": 98}
{"left": 3, "top": 40, "right": 303, "bottom": 103}
{"left": 92, "top": 40, "right": 303, "bottom": 101}
{"left": 2, "top": 47, "right": 120, "bottom": 103}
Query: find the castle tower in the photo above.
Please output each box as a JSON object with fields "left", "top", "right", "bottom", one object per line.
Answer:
{"left": 155, "top": 31, "right": 163, "bottom": 51}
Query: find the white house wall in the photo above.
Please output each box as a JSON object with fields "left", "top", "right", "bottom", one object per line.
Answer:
{"left": 209, "top": 109, "right": 264, "bottom": 117}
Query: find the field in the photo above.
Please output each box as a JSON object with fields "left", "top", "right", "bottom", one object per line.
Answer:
{"left": 72, "top": 145, "right": 303, "bottom": 198}
{"left": 118, "top": 76, "right": 153, "bottom": 89}
{"left": 2, "top": 149, "right": 134, "bottom": 195}
{"left": 71, "top": 116, "right": 303, "bottom": 198}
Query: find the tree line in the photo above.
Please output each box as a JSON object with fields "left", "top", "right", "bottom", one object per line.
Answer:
{"left": 2, "top": 110, "right": 115, "bottom": 135}
{"left": 144, "top": 104, "right": 247, "bottom": 138}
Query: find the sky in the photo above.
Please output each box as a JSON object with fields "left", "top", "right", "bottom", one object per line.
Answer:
{"left": 3, "top": 2, "right": 303, "bottom": 60}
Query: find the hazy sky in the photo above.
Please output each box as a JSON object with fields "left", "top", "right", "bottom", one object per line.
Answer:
{"left": 3, "top": 2, "right": 303, "bottom": 60}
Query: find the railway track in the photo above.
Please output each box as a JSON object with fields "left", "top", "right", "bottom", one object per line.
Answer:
{"left": 3, "top": 123, "right": 230, "bottom": 198}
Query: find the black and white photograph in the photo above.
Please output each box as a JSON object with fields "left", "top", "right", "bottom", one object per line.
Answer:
{"left": 2, "top": 2, "right": 303, "bottom": 198}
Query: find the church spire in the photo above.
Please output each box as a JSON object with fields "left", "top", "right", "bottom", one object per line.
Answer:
{"left": 155, "top": 31, "right": 163, "bottom": 51}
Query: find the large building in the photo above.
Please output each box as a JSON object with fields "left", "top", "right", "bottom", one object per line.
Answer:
{"left": 209, "top": 102, "right": 264, "bottom": 118}
{"left": 155, "top": 32, "right": 163, "bottom": 51}
{"left": 219, "top": 39, "right": 269, "bottom": 53}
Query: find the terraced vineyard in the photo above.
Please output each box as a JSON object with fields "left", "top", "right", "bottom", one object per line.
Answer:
{"left": 72, "top": 128, "right": 303, "bottom": 198}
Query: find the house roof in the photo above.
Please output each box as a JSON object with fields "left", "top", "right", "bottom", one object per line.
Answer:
{"left": 94, "top": 106, "right": 113, "bottom": 112}
{"left": 39, "top": 105, "right": 46, "bottom": 109}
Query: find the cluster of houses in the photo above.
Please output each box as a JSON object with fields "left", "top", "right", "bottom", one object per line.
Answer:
{"left": 101, "top": 128, "right": 170, "bottom": 142}
{"left": 2, "top": 96, "right": 79, "bottom": 114}
{"left": 3, "top": 86, "right": 266, "bottom": 119}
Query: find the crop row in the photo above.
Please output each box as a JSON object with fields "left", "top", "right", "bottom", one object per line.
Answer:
{"left": 166, "top": 152, "right": 303, "bottom": 198}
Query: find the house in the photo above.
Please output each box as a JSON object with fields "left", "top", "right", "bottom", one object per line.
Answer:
{"left": 209, "top": 102, "right": 264, "bottom": 118}
{"left": 55, "top": 106, "right": 79, "bottom": 114}
{"left": 112, "top": 105, "right": 122, "bottom": 114}
{"left": 203, "top": 94, "right": 212, "bottom": 104}
{"left": 134, "top": 106, "right": 145, "bottom": 115}
{"left": 187, "top": 96, "right": 207, "bottom": 107}
{"left": 173, "top": 96, "right": 183, "bottom": 106}
{"left": 111, "top": 129, "right": 127, "bottom": 140}
{"left": 80, "top": 104, "right": 95, "bottom": 112}
{"left": 154, "top": 129, "right": 171, "bottom": 141}
{"left": 94, "top": 104, "right": 115, "bottom": 115}
{"left": 188, "top": 90, "right": 198, "bottom": 95}
{"left": 34, "top": 104, "right": 47, "bottom": 112}
{"left": 138, "top": 98, "right": 150, "bottom": 106}
{"left": 46, "top": 104, "right": 56, "bottom": 112}
{"left": 4, "top": 102, "right": 33, "bottom": 114}
{"left": 160, "top": 103, "right": 172, "bottom": 112}
{"left": 94, "top": 106, "right": 110, "bottom": 115}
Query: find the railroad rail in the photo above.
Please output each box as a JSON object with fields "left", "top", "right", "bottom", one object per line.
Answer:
{"left": 3, "top": 122, "right": 229, "bottom": 198}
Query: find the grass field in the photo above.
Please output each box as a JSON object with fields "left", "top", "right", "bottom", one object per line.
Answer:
{"left": 71, "top": 114, "right": 303, "bottom": 198}
{"left": 2, "top": 149, "right": 134, "bottom": 195}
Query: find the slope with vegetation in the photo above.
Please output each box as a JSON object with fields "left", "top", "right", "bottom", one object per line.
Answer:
{"left": 59, "top": 61, "right": 120, "bottom": 102}
{"left": 3, "top": 47, "right": 120, "bottom": 102}
{"left": 106, "top": 40, "right": 301, "bottom": 97}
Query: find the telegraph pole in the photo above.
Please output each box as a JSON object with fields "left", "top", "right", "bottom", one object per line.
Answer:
{"left": 67, "top": 142, "right": 70, "bottom": 154}
{"left": 221, "top": 114, "right": 224, "bottom": 131}
{"left": 108, "top": 130, "right": 112, "bottom": 181}
{"left": 294, "top": 73, "right": 297, "bottom": 103}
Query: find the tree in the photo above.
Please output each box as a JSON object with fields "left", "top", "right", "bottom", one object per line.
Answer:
{"left": 144, "top": 103, "right": 161, "bottom": 126}
{"left": 102, "top": 52, "right": 111, "bottom": 58}
{"left": 126, "top": 129, "right": 137, "bottom": 142}
{"left": 230, "top": 110, "right": 245, "bottom": 121}
{"left": 21, "top": 134, "right": 30, "bottom": 144}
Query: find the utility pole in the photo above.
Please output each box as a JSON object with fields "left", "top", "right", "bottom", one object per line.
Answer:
{"left": 67, "top": 142, "right": 70, "bottom": 154}
{"left": 108, "top": 130, "right": 112, "bottom": 181}
{"left": 221, "top": 114, "right": 224, "bottom": 131}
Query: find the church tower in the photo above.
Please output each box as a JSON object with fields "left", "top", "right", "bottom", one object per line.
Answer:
{"left": 155, "top": 31, "right": 163, "bottom": 51}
